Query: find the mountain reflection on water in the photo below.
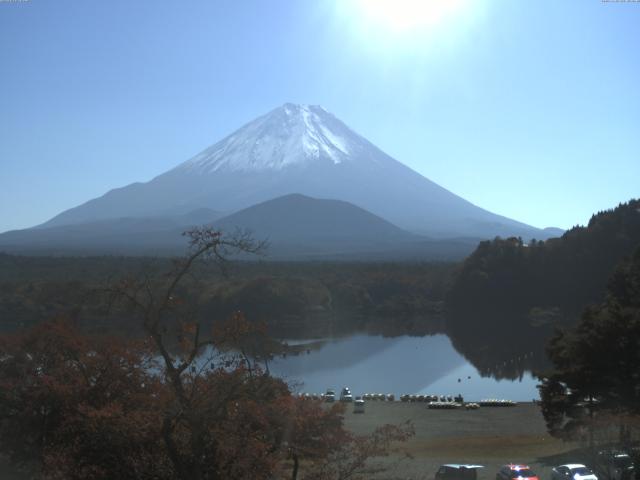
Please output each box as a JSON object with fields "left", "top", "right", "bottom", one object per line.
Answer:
{"left": 267, "top": 334, "right": 539, "bottom": 401}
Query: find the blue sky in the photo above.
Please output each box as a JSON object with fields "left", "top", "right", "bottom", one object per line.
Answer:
{"left": 1, "top": 0, "right": 638, "bottom": 233}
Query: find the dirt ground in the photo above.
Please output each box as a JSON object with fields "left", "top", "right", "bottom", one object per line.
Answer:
{"left": 342, "top": 401, "right": 585, "bottom": 480}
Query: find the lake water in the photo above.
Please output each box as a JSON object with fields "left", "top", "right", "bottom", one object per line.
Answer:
{"left": 266, "top": 334, "right": 540, "bottom": 401}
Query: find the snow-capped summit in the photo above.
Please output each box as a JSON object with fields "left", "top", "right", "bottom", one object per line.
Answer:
{"left": 177, "top": 103, "right": 365, "bottom": 174}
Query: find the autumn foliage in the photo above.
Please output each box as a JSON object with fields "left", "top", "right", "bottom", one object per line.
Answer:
{"left": 0, "top": 319, "right": 169, "bottom": 479}
{"left": 0, "top": 228, "right": 413, "bottom": 479}
{"left": 0, "top": 318, "right": 412, "bottom": 479}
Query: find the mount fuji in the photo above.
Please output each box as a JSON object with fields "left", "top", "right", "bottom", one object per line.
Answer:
{"left": 1, "top": 103, "right": 559, "bottom": 257}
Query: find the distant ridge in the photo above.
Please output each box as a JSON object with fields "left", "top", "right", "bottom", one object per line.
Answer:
{"left": 213, "top": 193, "right": 416, "bottom": 245}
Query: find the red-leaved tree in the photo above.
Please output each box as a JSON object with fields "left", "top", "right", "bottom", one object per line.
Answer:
{"left": 0, "top": 227, "right": 414, "bottom": 479}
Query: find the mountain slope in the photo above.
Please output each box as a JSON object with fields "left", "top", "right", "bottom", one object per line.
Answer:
{"left": 209, "top": 194, "right": 481, "bottom": 259}
{"left": 38, "top": 104, "right": 556, "bottom": 240}
{"left": 0, "top": 209, "right": 222, "bottom": 255}
{"left": 0, "top": 194, "right": 480, "bottom": 259}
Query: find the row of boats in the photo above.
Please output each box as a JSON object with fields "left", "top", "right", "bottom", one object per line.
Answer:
{"left": 427, "top": 402, "right": 481, "bottom": 410}
{"left": 400, "top": 394, "right": 464, "bottom": 403}
{"left": 296, "top": 390, "right": 517, "bottom": 407}
{"left": 426, "top": 399, "right": 517, "bottom": 409}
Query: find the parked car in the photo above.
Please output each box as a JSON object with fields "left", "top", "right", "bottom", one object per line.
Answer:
{"left": 436, "top": 464, "right": 484, "bottom": 480}
{"left": 596, "top": 450, "right": 635, "bottom": 480}
{"left": 324, "top": 389, "right": 336, "bottom": 402}
{"left": 552, "top": 464, "right": 598, "bottom": 480}
{"left": 353, "top": 397, "right": 365, "bottom": 414}
{"left": 340, "top": 387, "right": 353, "bottom": 402}
{"left": 496, "top": 464, "right": 539, "bottom": 480}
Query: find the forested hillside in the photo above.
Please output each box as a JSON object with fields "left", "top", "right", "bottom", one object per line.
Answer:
{"left": 446, "top": 199, "right": 640, "bottom": 378}
{"left": 2, "top": 200, "right": 638, "bottom": 378}
{"left": 0, "top": 258, "right": 451, "bottom": 338}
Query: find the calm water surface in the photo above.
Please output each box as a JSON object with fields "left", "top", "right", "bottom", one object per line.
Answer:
{"left": 266, "top": 334, "right": 539, "bottom": 401}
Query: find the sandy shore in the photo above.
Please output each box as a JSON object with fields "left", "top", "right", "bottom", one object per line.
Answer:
{"left": 342, "top": 401, "right": 582, "bottom": 480}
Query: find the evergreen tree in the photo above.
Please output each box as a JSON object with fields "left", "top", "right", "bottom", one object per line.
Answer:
{"left": 538, "top": 246, "right": 640, "bottom": 445}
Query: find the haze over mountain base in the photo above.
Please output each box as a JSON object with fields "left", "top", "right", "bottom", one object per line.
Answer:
{"left": 0, "top": 104, "right": 562, "bottom": 258}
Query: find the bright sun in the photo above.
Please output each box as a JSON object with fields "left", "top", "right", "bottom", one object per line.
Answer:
{"left": 354, "top": 0, "right": 467, "bottom": 33}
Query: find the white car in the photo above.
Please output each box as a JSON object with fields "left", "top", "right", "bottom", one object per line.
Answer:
{"left": 324, "top": 389, "right": 336, "bottom": 402}
{"left": 552, "top": 464, "right": 598, "bottom": 480}
{"left": 340, "top": 387, "right": 353, "bottom": 402}
{"left": 353, "top": 398, "right": 365, "bottom": 413}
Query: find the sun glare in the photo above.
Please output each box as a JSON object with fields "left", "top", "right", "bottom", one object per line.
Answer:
{"left": 335, "top": 0, "right": 478, "bottom": 56}
{"left": 354, "top": 0, "right": 467, "bottom": 33}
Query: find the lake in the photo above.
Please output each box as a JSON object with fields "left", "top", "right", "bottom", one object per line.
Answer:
{"left": 266, "top": 334, "right": 540, "bottom": 401}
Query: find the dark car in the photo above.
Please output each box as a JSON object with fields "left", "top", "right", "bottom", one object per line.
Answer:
{"left": 596, "top": 451, "right": 635, "bottom": 480}
{"left": 436, "top": 464, "right": 484, "bottom": 480}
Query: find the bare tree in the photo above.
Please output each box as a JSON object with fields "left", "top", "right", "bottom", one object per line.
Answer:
{"left": 107, "top": 227, "right": 268, "bottom": 480}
